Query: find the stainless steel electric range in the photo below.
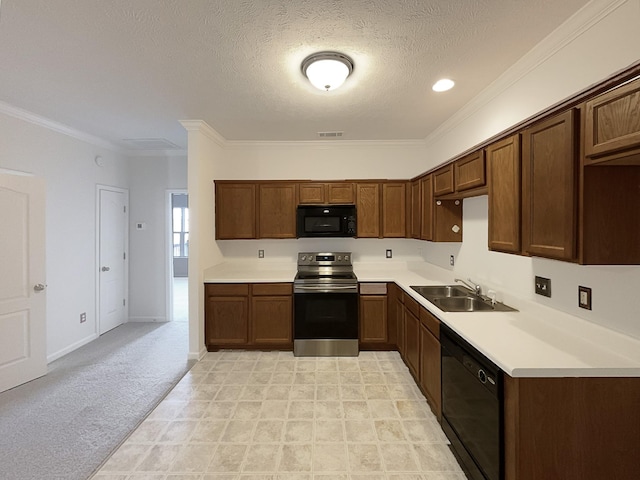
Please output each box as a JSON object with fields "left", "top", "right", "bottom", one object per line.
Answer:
{"left": 293, "top": 252, "right": 359, "bottom": 357}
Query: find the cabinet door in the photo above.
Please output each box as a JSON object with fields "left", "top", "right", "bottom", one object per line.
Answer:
{"left": 404, "top": 308, "right": 420, "bottom": 379}
{"left": 433, "top": 165, "right": 454, "bottom": 196}
{"left": 205, "top": 296, "right": 249, "bottom": 345}
{"left": 455, "top": 150, "right": 486, "bottom": 192}
{"left": 487, "top": 134, "right": 521, "bottom": 253}
{"left": 396, "top": 298, "right": 405, "bottom": 357}
{"left": 215, "top": 183, "right": 256, "bottom": 239}
{"left": 251, "top": 295, "right": 292, "bottom": 345}
{"left": 585, "top": 77, "right": 640, "bottom": 157}
{"left": 356, "top": 183, "right": 380, "bottom": 238}
{"left": 522, "top": 109, "right": 577, "bottom": 260}
{"left": 382, "top": 182, "right": 407, "bottom": 237}
{"left": 258, "top": 183, "right": 297, "bottom": 238}
{"left": 420, "top": 175, "right": 433, "bottom": 241}
{"left": 359, "top": 295, "right": 388, "bottom": 343}
{"left": 410, "top": 179, "right": 421, "bottom": 239}
{"left": 328, "top": 183, "right": 355, "bottom": 204}
{"left": 419, "top": 323, "right": 441, "bottom": 419}
{"left": 299, "top": 183, "right": 325, "bottom": 204}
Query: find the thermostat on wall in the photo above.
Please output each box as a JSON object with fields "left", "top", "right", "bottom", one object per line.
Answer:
{"left": 136, "top": 222, "right": 146, "bottom": 230}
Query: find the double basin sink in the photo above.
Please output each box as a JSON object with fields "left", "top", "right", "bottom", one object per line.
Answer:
{"left": 410, "top": 285, "right": 517, "bottom": 312}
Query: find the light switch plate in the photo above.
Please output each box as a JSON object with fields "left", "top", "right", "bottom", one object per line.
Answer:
{"left": 578, "top": 286, "right": 592, "bottom": 310}
{"left": 535, "top": 276, "right": 551, "bottom": 297}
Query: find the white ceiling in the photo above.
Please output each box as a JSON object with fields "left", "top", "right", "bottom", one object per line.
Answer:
{"left": 0, "top": 0, "right": 591, "bottom": 150}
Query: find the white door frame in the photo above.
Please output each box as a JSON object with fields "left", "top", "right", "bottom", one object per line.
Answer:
{"left": 166, "top": 189, "right": 188, "bottom": 322}
{"left": 95, "top": 185, "right": 129, "bottom": 335}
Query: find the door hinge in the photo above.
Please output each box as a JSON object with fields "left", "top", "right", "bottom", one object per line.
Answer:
{"left": 123, "top": 299, "right": 126, "bottom": 306}
{"left": 123, "top": 252, "right": 126, "bottom": 260}
{"left": 123, "top": 206, "right": 126, "bottom": 213}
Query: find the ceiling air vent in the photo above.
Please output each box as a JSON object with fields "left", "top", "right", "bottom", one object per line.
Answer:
{"left": 121, "top": 138, "right": 180, "bottom": 150}
{"left": 317, "top": 131, "right": 344, "bottom": 139}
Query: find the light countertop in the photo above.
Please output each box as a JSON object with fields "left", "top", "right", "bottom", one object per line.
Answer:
{"left": 203, "top": 260, "right": 640, "bottom": 378}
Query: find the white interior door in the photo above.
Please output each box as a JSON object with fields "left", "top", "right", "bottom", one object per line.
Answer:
{"left": 0, "top": 174, "right": 47, "bottom": 393}
{"left": 99, "top": 188, "right": 127, "bottom": 334}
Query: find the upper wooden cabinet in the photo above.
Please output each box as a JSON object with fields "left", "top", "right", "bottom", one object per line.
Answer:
{"left": 412, "top": 174, "right": 462, "bottom": 242}
{"left": 455, "top": 150, "right": 486, "bottom": 192}
{"left": 215, "top": 182, "right": 257, "bottom": 239}
{"left": 433, "top": 164, "right": 454, "bottom": 196}
{"left": 522, "top": 109, "right": 578, "bottom": 261}
{"left": 585, "top": 77, "right": 640, "bottom": 159}
{"left": 258, "top": 183, "right": 297, "bottom": 238}
{"left": 298, "top": 182, "right": 355, "bottom": 204}
{"left": 356, "top": 182, "right": 380, "bottom": 238}
{"left": 410, "top": 179, "right": 421, "bottom": 239}
{"left": 382, "top": 182, "right": 407, "bottom": 237}
{"left": 487, "top": 134, "right": 522, "bottom": 253}
{"left": 420, "top": 175, "right": 433, "bottom": 241}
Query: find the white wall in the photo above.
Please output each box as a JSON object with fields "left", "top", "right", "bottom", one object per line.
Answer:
{"left": 128, "top": 154, "right": 187, "bottom": 322}
{"left": 183, "top": 122, "right": 226, "bottom": 359}
{"left": 221, "top": 141, "right": 428, "bottom": 180}
{"left": 0, "top": 110, "right": 130, "bottom": 360}
{"left": 420, "top": 0, "right": 640, "bottom": 339}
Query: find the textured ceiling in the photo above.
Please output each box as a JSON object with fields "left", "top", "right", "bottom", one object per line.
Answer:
{"left": 0, "top": 0, "right": 591, "bottom": 149}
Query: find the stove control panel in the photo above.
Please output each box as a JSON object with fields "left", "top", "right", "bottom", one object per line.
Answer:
{"left": 297, "top": 252, "right": 353, "bottom": 267}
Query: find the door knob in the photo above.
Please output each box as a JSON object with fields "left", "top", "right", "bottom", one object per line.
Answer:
{"left": 34, "top": 283, "right": 46, "bottom": 292}
{"left": 101, "top": 266, "right": 110, "bottom": 272}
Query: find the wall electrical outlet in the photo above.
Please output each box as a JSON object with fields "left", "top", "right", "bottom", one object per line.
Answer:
{"left": 80, "top": 312, "right": 86, "bottom": 323}
{"left": 578, "top": 286, "right": 592, "bottom": 310}
{"left": 535, "top": 276, "right": 551, "bottom": 297}
{"left": 449, "top": 255, "right": 455, "bottom": 266}
{"left": 385, "top": 249, "right": 393, "bottom": 259}
{"left": 258, "top": 249, "right": 264, "bottom": 258}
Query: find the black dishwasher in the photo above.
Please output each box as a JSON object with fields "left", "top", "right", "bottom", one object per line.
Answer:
{"left": 441, "top": 324, "right": 503, "bottom": 480}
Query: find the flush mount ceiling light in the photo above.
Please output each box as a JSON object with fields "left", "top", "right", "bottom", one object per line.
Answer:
{"left": 432, "top": 78, "right": 455, "bottom": 92}
{"left": 302, "top": 52, "right": 354, "bottom": 91}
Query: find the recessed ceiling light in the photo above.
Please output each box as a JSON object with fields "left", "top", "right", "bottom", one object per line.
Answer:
{"left": 432, "top": 78, "right": 455, "bottom": 92}
{"left": 302, "top": 52, "right": 354, "bottom": 91}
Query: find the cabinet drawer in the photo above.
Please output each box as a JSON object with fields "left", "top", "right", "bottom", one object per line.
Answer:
{"left": 419, "top": 306, "right": 440, "bottom": 339}
{"left": 251, "top": 283, "right": 293, "bottom": 296}
{"left": 403, "top": 293, "right": 420, "bottom": 317}
{"left": 359, "top": 283, "right": 388, "bottom": 295}
{"left": 206, "top": 283, "right": 249, "bottom": 296}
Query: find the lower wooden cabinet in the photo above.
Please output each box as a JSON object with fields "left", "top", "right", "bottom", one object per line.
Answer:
{"left": 205, "top": 283, "right": 292, "bottom": 350}
{"left": 403, "top": 294, "right": 420, "bottom": 378}
{"left": 504, "top": 375, "right": 640, "bottom": 480}
{"left": 419, "top": 307, "right": 441, "bottom": 420}
{"left": 359, "top": 283, "right": 388, "bottom": 345}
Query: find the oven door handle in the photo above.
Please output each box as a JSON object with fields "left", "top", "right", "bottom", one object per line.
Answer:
{"left": 294, "top": 285, "right": 357, "bottom": 292}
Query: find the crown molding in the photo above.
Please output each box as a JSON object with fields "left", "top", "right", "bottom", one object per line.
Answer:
{"left": 424, "top": 0, "right": 629, "bottom": 147}
{"left": 126, "top": 149, "right": 187, "bottom": 158}
{"left": 179, "top": 120, "right": 226, "bottom": 147}
{"left": 223, "top": 139, "right": 428, "bottom": 149}
{"left": 0, "top": 100, "right": 122, "bottom": 152}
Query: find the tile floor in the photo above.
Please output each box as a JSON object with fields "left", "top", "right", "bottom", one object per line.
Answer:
{"left": 92, "top": 350, "right": 466, "bottom": 480}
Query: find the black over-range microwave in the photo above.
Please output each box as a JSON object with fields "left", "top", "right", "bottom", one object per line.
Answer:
{"left": 296, "top": 205, "right": 357, "bottom": 238}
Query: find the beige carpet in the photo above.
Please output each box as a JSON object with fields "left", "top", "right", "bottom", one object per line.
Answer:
{"left": 0, "top": 321, "right": 192, "bottom": 480}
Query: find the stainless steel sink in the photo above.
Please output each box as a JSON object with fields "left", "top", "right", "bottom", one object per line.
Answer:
{"left": 410, "top": 285, "right": 518, "bottom": 312}
{"left": 411, "top": 285, "right": 471, "bottom": 298}
{"left": 432, "top": 296, "right": 496, "bottom": 312}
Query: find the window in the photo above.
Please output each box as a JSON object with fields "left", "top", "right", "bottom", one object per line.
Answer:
{"left": 172, "top": 195, "right": 189, "bottom": 258}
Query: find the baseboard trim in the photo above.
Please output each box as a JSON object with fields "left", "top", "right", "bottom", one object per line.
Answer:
{"left": 128, "top": 316, "right": 168, "bottom": 323}
{"left": 47, "top": 333, "right": 99, "bottom": 363}
{"left": 188, "top": 346, "right": 208, "bottom": 361}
